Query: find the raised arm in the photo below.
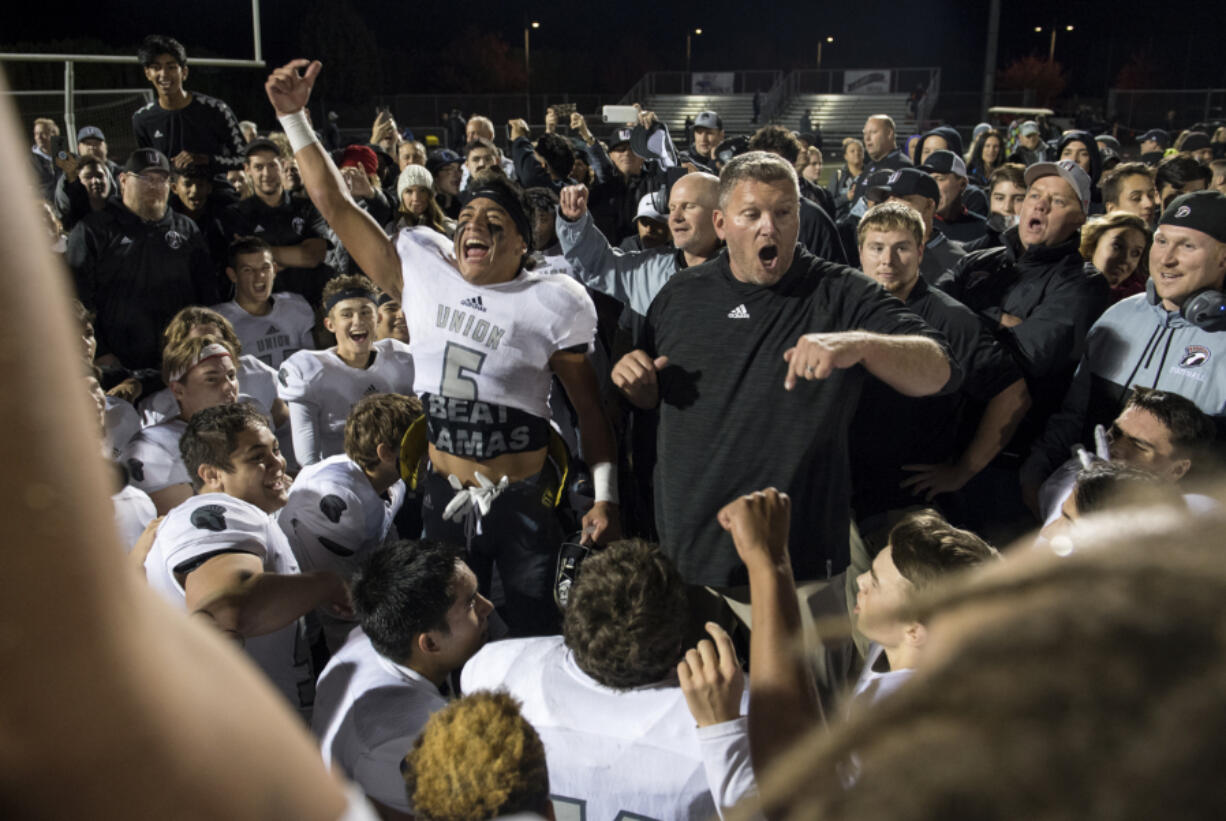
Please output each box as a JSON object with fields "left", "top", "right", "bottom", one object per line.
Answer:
{"left": 550, "top": 349, "right": 620, "bottom": 544}
{"left": 265, "top": 59, "right": 403, "bottom": 297}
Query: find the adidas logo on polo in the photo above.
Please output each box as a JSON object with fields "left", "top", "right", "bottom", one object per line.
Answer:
{"left": 460, "top": 296, "right": 487, "bottom": 312}
{"left": 727, "top": 304, "right": 750, "bottom": 319}
{"left": 153, "top": 129, "right": 163, "bottom": 138}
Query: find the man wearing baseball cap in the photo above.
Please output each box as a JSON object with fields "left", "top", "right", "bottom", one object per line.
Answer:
{"left": 54, "top": 125, "right": 123, "bottom": 230}
{"left": 1023, "top": 189, "right": 1226, "bottom": 506}
{"left": 618, "top": 191, "right": 670, "bottom": 252}
{"left": 570, "top": 112, "right": 662, "bottom": 245}
{"left": 66, "top": 147, "right": 220, "bottom": 371}
{"left": 866, "top": 166, "right": 966, "bottom": 284}
{"left": 939, "top": 159, "right": 1109, "bottom": 538}
{"left": 1138, "top": 128, "right": 1171, "bottom": 166}
{"left": 690, "top": 110, "right": 724, "bottom": 168}
{"left": 922, "top": 149, "right": 987, "bottom": 244}
{"left": 1181, "top": 132, "right": 1214, "bottom": 166}
{"left": 1008, "top": 121, "right": 1046, "bottom": 167}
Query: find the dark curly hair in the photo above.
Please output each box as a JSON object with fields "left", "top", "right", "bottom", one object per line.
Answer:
{"left": 562, "top": 539, "right": 687, "bottom": 689}
{"left": 533, "top": 132, "right": 575, "bottom": 180}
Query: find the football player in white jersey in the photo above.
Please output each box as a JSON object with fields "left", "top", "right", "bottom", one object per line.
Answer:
{"left": 121, "top": 335, "right": 239, "bottom": 514}
{"left": 280, "top": 393, "right": 422, "bottom": 650}
{"left": 278, "top": 274, "right": 415, "bottom": 466}
{"left": 137, "top": 306, "right": 291, "bottom": 438}
{"left": 144, "top": 403, "right": 350, "bottom": 720}
{"left": 462, "top": 539, "right": 755, "bottom": 819}
{"left": 314, "top": 540, "right": 493, "bottom": 818}
{"left": 373, "top": 290, "right": 409, "bottom": 344}
{"left": 213, "top": 236, "right": 316, "bottom": 367}
{"left": 266, "top": 60, "right": 618, "bottom": 636}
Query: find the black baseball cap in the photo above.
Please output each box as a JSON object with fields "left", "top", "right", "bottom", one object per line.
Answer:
{"left": 1181, "top": 132, "right": 1212, "bottom": 152}
{"left": 1159, "top": 190, "right": 1226, "bottom": 244}
{"left": 77, "top": 125, "right": 106, "bottom": 143}
{"left": 608, "top": 127, "right": 633, "bottom": 149}
{"left": 866, "top": 167, "right": 940, "bottom": 204}
{"left": 123, "top": 147, "right": 170, "bottom": 174}
{"left": 243, "top": 138, "right": 281, "bottom": 158}
{"left": 920, "top": 149, "right": 968, "bottom": 179}
{"left": 1139, "top": 128, "right": 1171, "bottom": 148}
{"left": 425, "top": 148, "right": 462, "bottom": 175}
{"left": 694, "top": 111, "right": 723, "bottom": 130}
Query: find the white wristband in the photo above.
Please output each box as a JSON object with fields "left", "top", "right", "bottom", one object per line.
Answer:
{"left": 592, "top": 462, "right": 618, "bottom": 504}
{"left": 277, "top": 110, "right": 318, "bottom": 153}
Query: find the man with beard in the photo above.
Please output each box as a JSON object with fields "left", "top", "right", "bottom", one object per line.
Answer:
{"left": 67, "top": 147, "right": 218, "bottom": 371}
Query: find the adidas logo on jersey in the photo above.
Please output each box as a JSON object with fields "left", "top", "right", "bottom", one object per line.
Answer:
{"left": 120, "top": 236, "right": 133, "bottom": 245}
{"left": 265, "top": 324, "right": 280, "bottom": 335}
{"left": 253, "top": 224, "right": 266, "bottom": 233}
{"left": 727, "top": 304, "right": 750, "bottom": 319}
{"left": 460, "top": 296, "right": 487, "bottom": 312}
{"left": 153, "top": 129, "right": 163, "bottom": 138}
{"left": 365, "top": 384, "right": 380, "bottom": 395}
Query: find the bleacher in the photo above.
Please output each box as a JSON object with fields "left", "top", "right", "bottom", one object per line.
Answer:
{"left": 641, "top": 93, "right": 763, "bottom": 140}
{"left": 775, "top": 93, "right": 914, "bottom": 154}
{"left": 642, "top": 90, "right": 916, "bottom": 158}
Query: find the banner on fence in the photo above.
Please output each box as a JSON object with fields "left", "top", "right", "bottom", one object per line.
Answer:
{"left": 692, "top": 72, "right": 735, "bottom": 94}
{"left": 844, "top": 70, "right": 891, "bottom": 94}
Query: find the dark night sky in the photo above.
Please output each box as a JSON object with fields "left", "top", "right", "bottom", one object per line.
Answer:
{"left": 4, "top": 0, "right": 1224, "bottom": 96}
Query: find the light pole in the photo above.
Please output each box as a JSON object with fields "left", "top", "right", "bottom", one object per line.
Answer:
{"left": 685, "top": 28, "right": 702, "bottom": 77}
{"left": 1035, "top": 24, "right": 1073, "bottom": 62}
{"left": 817, "top": 36, "right": 833, "bottom": 70}
{"left": 524, "top": 20, "right": 539, "bottom": 120}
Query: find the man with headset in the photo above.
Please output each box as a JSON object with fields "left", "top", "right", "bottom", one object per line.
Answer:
{"left": 1022, "top": 190, "right": 1226, "bottom": 503}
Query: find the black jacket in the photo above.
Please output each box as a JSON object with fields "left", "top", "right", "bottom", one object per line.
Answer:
{"left": 67, "top": 201, "right": 219, "bottom": 370}
{"left": 938, "top": 226, "right": 1109, "bottom": 445}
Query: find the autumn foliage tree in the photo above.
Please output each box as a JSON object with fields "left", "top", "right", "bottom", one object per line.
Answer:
{"left": 999, "top": 56, "right": 1068, "bottom": 106}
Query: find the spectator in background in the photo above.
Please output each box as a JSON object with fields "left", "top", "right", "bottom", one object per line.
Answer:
{"left": 55, "top": 153, "right": 115, "bottom": 231}
{"left": 1080, "top": 211, "right": 1151, "bottom": 304}
{"left": 1208, "top": 158, "right": 1226, "bottom": 195}
{"left": 132, "top": 35, "right": 247, "bottom": 172}
{"left": 387, "top": 164, "right": 454, "bottom": 237}
{"left": 915, "top": 126, "right": 963, "bottom": 166}
{"left": 1008, "top": 120, "right": 1045, "bottom": 166}
{"left": 1057, "top": 130, "right": 1104, "bottom": 209}
{"left": 572, "top": 114, "right": 658, "bottom": 245}
{"left": 748, "top": 125, "right": 847, "bottom": 264}
{"left": 690, "top": 110, "right": 725, "bottom": 169}
{"left": 426, "top": 148, "right": 463, "bottom": 219}
{"left": 67, "top": 147, "right": 218, "bottom": 372}
{"left": 462, "top": 114, "right": 516, "bottom": 180}
{"left": 864, "top": 167, "right": 965, "bottom": 284}
{"left": 619, "top": 191, "right": 671, "bottom": 252}
{"left": 509, "top": 118, "right": 576, "bottom": 193}
{"left": 222, "top": 138, "right": 333, "bottom": 307}
{"left": 1138, "top": 127, "right": 1171, "bottom": 166}
{"left": 922, "top": 150, "right": 987, "bottom": 244}
{"left": 964, "top": 162, "right": 1028, "bottom": 252}
{"left": 169, "top": 164, "right": 231, "bottom": 269}
{"left": 850, "top": 202, "right": 1029, "bottom": 541}
{"left": 30, "top": 117, "right": 59, "bottom": 200}
{"left": 848, "top": 115, "right": 912, "bottom": 214}
{"left": 1100, "top": 162, "right": 1160, "bottom": 227}
{"left": 1155, "top": 154, "right": 1212, "bottom": 209}
{"left": 336, "top": 144, "right": 393, "bottom": 235}
{"left": 397, "top": 139, "right": 426, "bottom": 171}
{"left": 1022, "top": 191, "right": 1226, "bottom": 502}
{"left": 966, "top": 127, "right": 1004, "bottom": 187}
{"left": 829, "top": 137, "right": 864, "bottom": 209}
{"left": 1181, "top": 131, "right": 1214, "bottom": 165}
{"left": 462, "top": 137, "right": 501, "bottom": 188}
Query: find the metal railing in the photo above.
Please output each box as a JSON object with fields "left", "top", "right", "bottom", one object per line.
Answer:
{"left": 783, "top": 67, "right": 941, "bottom": 97}
{"left": 1107, "top": 89, "right": 1226, "bottom": 132}
{"left": 619, "top": 70, "right": 784, "bottom": 102}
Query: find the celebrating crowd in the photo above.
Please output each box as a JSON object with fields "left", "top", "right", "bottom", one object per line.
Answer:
{"left": 16, "top": 31, "right": 1226, "bottom": 821}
